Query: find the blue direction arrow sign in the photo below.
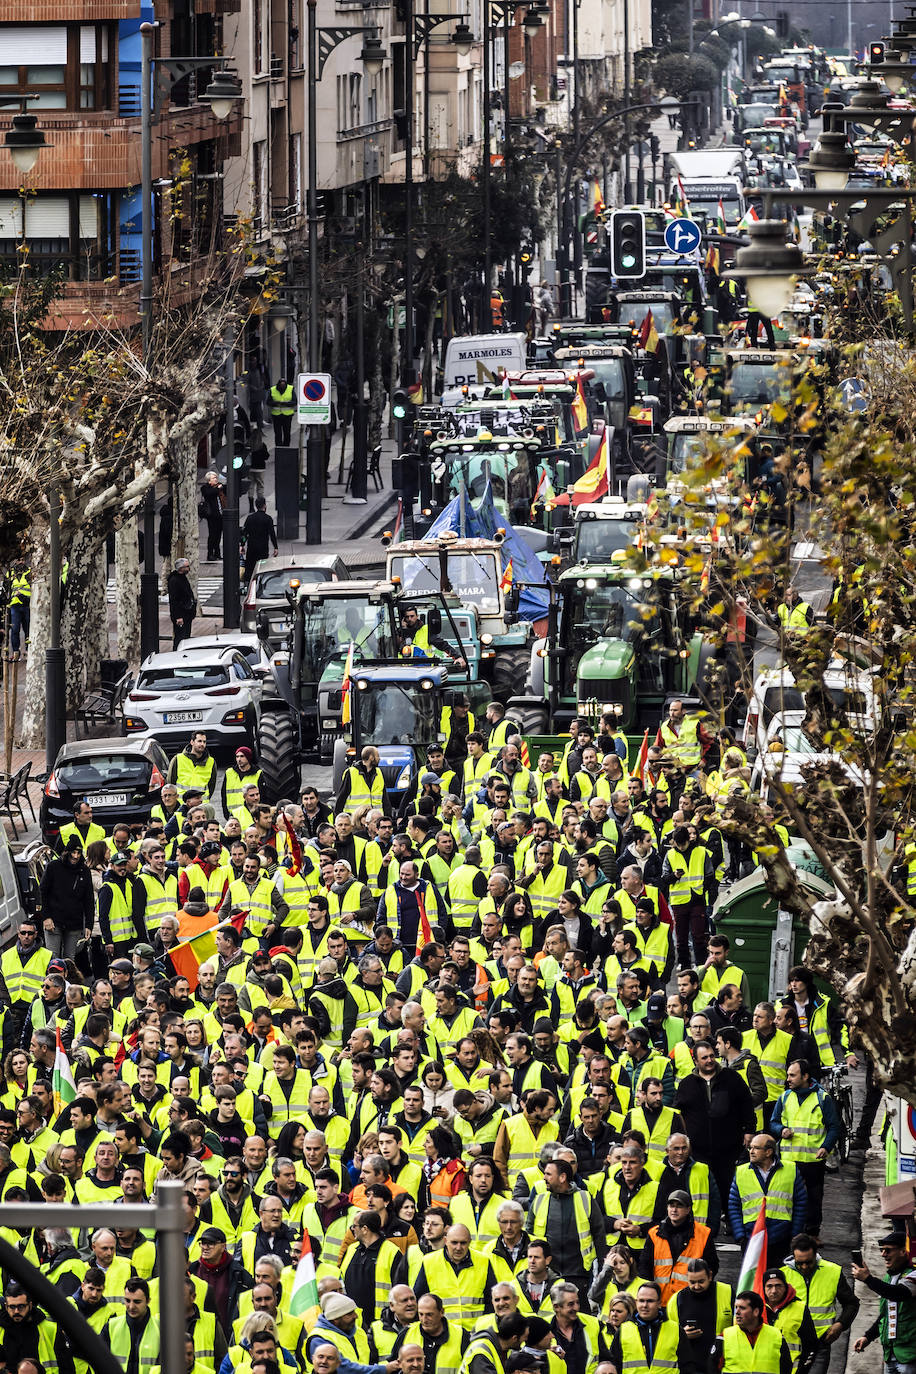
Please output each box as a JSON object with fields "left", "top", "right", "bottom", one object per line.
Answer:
{"left": 664, "top": 218, "right": 702, "bottom": 255}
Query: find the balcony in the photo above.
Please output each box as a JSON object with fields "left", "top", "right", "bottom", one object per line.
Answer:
{"left": 1, "top": 0, "right": 139, "bottom": 16}
{"left": 38, "top": 252, "right": 224, "bottom": 330}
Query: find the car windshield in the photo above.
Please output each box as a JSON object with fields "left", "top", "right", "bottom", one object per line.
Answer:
{"left": 388, "top": 553, "right": 501, "bottom": 611}
{"left": 742, "top": 104, "right": 778, "bottom": 126}
{"left": 57, "top": 755, "right": 153, "bottom": 788}
{"left": 299, "top": 599, "right": 396, "bottom": 681}
{"left": 683, "top": 196, "right": 742, "bottom": 226}
{"left": 256, "top": 568, "right": 333, "bottom": 598}
{"left": 775, "top": 727, "right": 818, "bottom": 754}
{"left": 619, "top": 301, "right": 675, "bottom": 330}
{"left": 761, "top": 686, "right": 805, "bottom": 724}
{"left": 356, "top": 685, "right": 441, "bottom": 747}
{"left": 139, "top": 664, "right": 230, "bottom": 691}
{"left": 438, "top": 452, "right": 535, "bottom": 522}
{"left": 588, "top": 358, "right": 628, "bottom": 399}
{"left": 669, "top": 433, "right": 711, "bottom": 473}
{"left": 565, "top": 583, "right": 650, "bottom": 640}
{"left": 575, "top": 521, "right": 637, "bottom": 560}
{"left": 728, "top": 363, "right": 794, "bottom": 410}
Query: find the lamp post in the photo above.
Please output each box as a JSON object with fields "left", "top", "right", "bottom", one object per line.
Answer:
{"left": 303, "top": 11, "right": 385, "bottom": 542}
{"left": 139, "top": 22, "right": 242, "bottom": 651}
{"left": 0, "top": 105, "right": 60, "bottom": 766}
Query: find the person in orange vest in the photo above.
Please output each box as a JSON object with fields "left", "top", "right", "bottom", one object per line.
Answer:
{"left": 637, "top": 1191, "right": 718, "bottom": 1301}
{"left": 491, "top": 291, "right": 505, "bottom": 329}
{"left": 176, "top": 885, "right": 220, "bottom": 938}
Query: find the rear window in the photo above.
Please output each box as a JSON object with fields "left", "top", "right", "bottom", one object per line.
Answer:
{"left": 139, "top": 665, "right": 230, "bottom": 691}
{"left": 58, "top": 756, "right": 153, "bottom": 788}
{"left": 761, "top": 686, "right": 805, "bottom": 725}
{"left": 255, "top": 569, "right": 325, "bottom": 598}
{"left": 828, "top": 687, "right": 868, "bottom": 714}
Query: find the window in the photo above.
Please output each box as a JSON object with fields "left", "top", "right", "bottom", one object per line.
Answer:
{"left": 253, "top": 0, "right": 265, "bottom": 73}
{"left": 0, "top": 192, "right": 111, "bottom": 280}
{"left": 289, "top": 132, "right": 302, "bottom": 210}
{"left": 348, "top": 73, "right": 362, "bottom": 129}
{"left": 252, "top": 140, "right": 267, "bottom": 231}
{"left": 0, "top": 24, "right": 110, "bottom": 110}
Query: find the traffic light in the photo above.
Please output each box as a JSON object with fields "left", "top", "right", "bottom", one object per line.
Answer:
{"left": 391, "top": 388, "right": 410, "bottom": 421}
{"left": 610, "top": 210, "right": 646, "bottom": 279}
{"left": 869, "top": 40, "right": 885, "bottom": 62}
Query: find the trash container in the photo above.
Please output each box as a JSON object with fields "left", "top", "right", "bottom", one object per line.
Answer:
{"left": 713, "top": 849, "right": 833, "bottom": 1008}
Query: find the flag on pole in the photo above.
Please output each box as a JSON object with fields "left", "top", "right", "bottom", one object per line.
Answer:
{"left": 530, "top": 468, "right": 556, "bottom": 519}
{"left": 549, "top": 429, "right": 610, "bottom": 507}
{"left": 167, "top": 910, "right": 247, "bottom": 991}
{"left": 637, "top": 309, "right": 660, "bottom": 355}
{"left": 736, "top": 1201, "right": 769, "bottom": 1317}
{"left": 572, "top": 374, "right": 588, "bottom": 431}
{"left": 591, "top": 178, "right": 606, "bottom": 216}
{"left": 634, "top": 729, "right": 649, "bottom": 784}
{"left": 407, "top": 378, "right": 424, "bottom": 405}
{"left": 340, "top": 640, "right": 355, "bottom": 726}
{"left": 717, "top": 198, "right": 727, "bottom": 236}
{"left": 289, "top": 1231, "right": 320, "bottom": 1323}
{"left": 501, "top": 372, "right": 514, "bottom": 400}
{"left": 499, "top": 558, "right": 514, "bottom": 594}
{"left": 738, "top": 205, "right": 760, "bottom": 232}
{"left": 52, "top": 1029, "right": 76, "bottom": 1115}
{"left": 415, "top": 892, "right": 434, "bottom": 957}
{"left": 677, "top": 176, "right": 690, "bottom": 215}
{"left": 280, "top": 812, "right": 303, "bottom": 877}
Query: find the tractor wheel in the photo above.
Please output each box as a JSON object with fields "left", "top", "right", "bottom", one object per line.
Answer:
{"left": 506, "top": 697, "right": 550, "bottom": 735}
{"left": 491, "top": 647, "right": 531, "bottom": 703}
{"left": 257, "top": 709, "right": 301, "bottom": 803}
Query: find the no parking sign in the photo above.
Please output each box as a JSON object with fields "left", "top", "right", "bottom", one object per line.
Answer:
{"left": 297, "top": 372, "right": 332, "bottom": 425}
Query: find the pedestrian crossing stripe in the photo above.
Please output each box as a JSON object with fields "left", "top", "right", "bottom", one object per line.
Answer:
{"left": 105, "top": 577, "right": 222, "bottom": 604}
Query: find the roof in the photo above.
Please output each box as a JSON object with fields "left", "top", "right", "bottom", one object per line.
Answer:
{"left": 354, "top": 665, "right": 450, "bottom": 685}
{"left": 55, "top": 736, "right": 167, "bottom": 762}
{"left": 664, "top": 415, "right": 757, "bottom": 433}
{"left": 140, "top": 645, "right": 243, "bottom": 669}
{"left": 252, "top": 553, "right": 344, "bottom": 574}
{"left": 389, "top": 538, "right": 502, "bottom": 554}
{"left": 296, "top": 579, "right": 390, "bottom": 597}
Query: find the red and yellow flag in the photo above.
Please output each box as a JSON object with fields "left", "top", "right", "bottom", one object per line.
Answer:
{"left": 550, "top": 429, "right": 609, "bottom": 507}
{"left": 499, "top": 558, "right": 514, "bottom": 593}
{"left": 571, "top": 373, "right": 588, "bottom": 432}
{"left": 637, "top": 309, "right": 660, "bottom": 355}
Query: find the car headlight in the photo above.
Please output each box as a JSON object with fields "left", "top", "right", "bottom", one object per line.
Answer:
{"left": 395, "top": 765, "right": 412, "bottom": 790}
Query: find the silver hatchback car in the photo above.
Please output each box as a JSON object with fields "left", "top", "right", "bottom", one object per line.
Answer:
{"left": 241, "top": 554, "right": 351, "bottom": 642}
{"left": 122, "top": 645, "right": 263, "bottom": 751}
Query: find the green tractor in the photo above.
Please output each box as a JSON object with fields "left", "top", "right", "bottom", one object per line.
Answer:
{"left": 507, "top": 563, "right": 709, "bottom": 736}
{"left": 255, "top": 581, "right": 477, "bottom": 799}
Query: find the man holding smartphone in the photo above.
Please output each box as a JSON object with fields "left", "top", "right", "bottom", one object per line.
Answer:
{"left": 852, "top": 1232, "right": 916, "bottom": 1373}
{"left": 664, "top": 1258, "right": 732, "bottom": 1373}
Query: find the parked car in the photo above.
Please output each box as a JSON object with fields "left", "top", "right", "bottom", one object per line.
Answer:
{"left": 241, "top": 554, "right": 351, "bottom": 641}
{"left": 122, "top": 646, "right": 264, "bottom": 751}
{"left": 40, "top": 736, "right": 169, "bottom": 843}
{"left": 185, "top": 632, "right": 278, "bottom": 683}
{"left": 743, "top": 656, "right": 877, "bottom": 755}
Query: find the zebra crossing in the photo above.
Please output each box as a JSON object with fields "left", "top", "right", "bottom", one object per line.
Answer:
{"left": 105, "top": 576, "right": 223, "bottom": 605}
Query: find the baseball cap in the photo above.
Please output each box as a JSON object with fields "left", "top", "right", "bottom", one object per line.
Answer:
{"left": 668, "top": 1190, "right": 692, "bottom": 1207}
{"left": 420, "top": 772, "right": 440, "bottom": 786}
{"left": 646, "top": 992, "right": 667, "bottom": 1020}
{"left": 134, "top": 944, "right": 155, "bottom": 960}
{"left": 111, "top": 851, "right": 131, "bottom": 865}
{"left": 199, "top": 1227, "right": 227, "bottom": 1245}
{"left": 200, "top": 841, "right": 222, "bottom": 858}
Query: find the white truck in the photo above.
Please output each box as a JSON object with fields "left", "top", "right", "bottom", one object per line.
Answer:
{"left": 668, "top": 150, "right": 747, "bottom": 230}
{"left": 441, "top": 333, "right": 528, "bottom": 393}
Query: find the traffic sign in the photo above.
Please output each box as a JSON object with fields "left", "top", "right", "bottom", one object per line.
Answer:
{"left": 297, "top": 372, "right": 332, "bottom": 425}
{"left": 664, "top": 218, "right": 702, "bottom": 255}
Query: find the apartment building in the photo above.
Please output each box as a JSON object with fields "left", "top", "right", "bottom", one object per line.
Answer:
{"left": 0, "top": 0, "right": 241, "bottom": 330}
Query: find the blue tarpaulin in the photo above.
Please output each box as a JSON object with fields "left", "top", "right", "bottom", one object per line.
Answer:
{"left": 425, "top": 482, "right": 550, "bottom": 623}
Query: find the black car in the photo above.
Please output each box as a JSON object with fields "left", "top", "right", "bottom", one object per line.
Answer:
{"left": 41, "top": 736, "right": 170, "bottom": 845}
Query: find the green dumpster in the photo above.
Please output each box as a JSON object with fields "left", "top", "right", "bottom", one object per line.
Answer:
{"left": 712, "top": 850, "right": 833, "bottom": 1008}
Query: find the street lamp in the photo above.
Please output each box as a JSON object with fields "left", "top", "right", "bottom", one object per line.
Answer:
{"left": 806, "top": 130, "right": 856, "bottom": 190}
{"left": 524, "top": 9, "right": 543, "bottom": 40}
{"left": 724, "top": 217, "right": 810, "bottom": 319}
{"left": 452, "top": 21, "right": 475, "bottom": 54}
{"left": 359, "top": 33, "right": 386, "bottom": 76}
{"left": 868, "top": 50, "right": 914, "bottom": 94}
{"left": 3, "top": 111, "right": 46, "bottom": 175}
{"left": 202, "top": 68, "right": 244, "bottom": 119}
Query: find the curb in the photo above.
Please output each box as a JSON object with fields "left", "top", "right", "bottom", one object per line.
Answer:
{"left": 344, "top": 490, "right": 398, "bottom": 541}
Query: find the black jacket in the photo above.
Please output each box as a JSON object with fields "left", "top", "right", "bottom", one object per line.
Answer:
{"left": 40, "top": 855, "right": 94, "bottom": 930}
{"left": 167, "top": 570, "right": 196, "bottom": 620}
{"left": 242, "top": 510, "right": 278, "bottom": 561}
{"left": 562, "top": 1121, "right": 618, "bottom": 1177}
{"left": 674, "top": 1066, "right": 756, "bottom": 1158}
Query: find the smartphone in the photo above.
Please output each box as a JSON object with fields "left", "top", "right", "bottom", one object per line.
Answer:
{"left": 851, "top": 1249, "right": 864, "bottom": 1266}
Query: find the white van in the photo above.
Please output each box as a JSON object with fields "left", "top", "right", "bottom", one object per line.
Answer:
{"left": 441, "top": 333, "right": 528, "bottom": 392}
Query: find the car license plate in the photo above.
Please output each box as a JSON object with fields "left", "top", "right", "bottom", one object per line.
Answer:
{"left": 84, "top": 792, "right": 128, "bottom": 807}
{"left": 164, "top": 711, "right": 204, "bottom": 724}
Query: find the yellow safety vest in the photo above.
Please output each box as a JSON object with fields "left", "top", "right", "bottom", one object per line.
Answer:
{"left": 629, "top": 1106, "right": 680, "bottom": 1161}
{"left": 1, "top": 946, "right": 51, "bottom": 1003}
{"left": 227, "top": 875, "right": 275, "bottom": 935}
{"left": 427, "top": 1006, "right": 480, "bottom": 1054}
{"left": 9, "top": 570, "right": 30, "bottom": 606}
{"left": 344, "top": 765, "right": 386, "bottom": 810}
{"left": 173, "top": 752, "right": 217, "bottom": 799}
{"left": 140, "top": 872, "right": 179, "bottom": 934}
{"left": 402, "top": 1320, "right": 466, "bottom": 1374}
{"left": 601, "top": 1174, "right": 659, "bottom": 1250}
{"left": 501, "top": 1113, "right": 559, "bottom": 1182}
{"left": 224, "top": 767, "right": 262, "bottom": 815}
{"left": 667, "top": 1280, "right": 732, "bottom": 1335}
{"left": 742, "top": 1028, "right": 792, "bottom": 1102}
{"left": 59, "top": 821, "right": 106, "bottom": 849}
{"left": 616, "top": 1317, "right": 679, "bottom": 1373}
{"left": 700, "top": 961, "right": 746, "bottom": 998}
{"left": 270, "top": 384, "right": 296, "bottom": 416}
{"left": 777, "top": 1088, "right": 829, "bottom": 1164}
{"left": 108, "top": 1313, "right": 160, "bottom": 1370}
{"left": 771, "top": 1296, "right": 806, "bottom": 1370}
{"left": 447, "top": 865, "right": 484, "bottom": 929}
{"left": 720, "top": 1323, "right": 785, "bottom": 1372}
{"left": 463, "top": 752, "right": 494, "bottom": 794}
{"left": 659, "top": 716, "right": 701, "bottom": 768}
{"left": 262, "top": 1068, "right": 311, "bottom": 1137}
{"left": 449, "top": 1192, "right": 505, "bottom": 1249}
{"left": 524, "top": 864, "right": 568, "bottom": 923}
{"left": 780, "top": 1259, "right": 841, "bottom": 1339}
{"left": 487, "top": 720, "right": 515, "bottom": 750}
{"left": 777, "top": 603, "right": 812, "bottom": 631}
{"left": 666, "top": 847, "right": 708, "bottom": 905}
{"left": 340, "top": 1238, "right": 401, "bottom": 1320}
{"left": 420, "top": 1249, "right": 490, "bottom": 1330}
{"left": 315, "top": 1320, "right": 372, "bottom": 1366}
{"left": 529, "top": 1187, "right": 596, "bottom": 1269}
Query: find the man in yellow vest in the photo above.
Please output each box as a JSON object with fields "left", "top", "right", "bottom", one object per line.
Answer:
{"left": 712, "top": 1290, "right": 791, "bottom": 1373}
{"left": 607, "top": 1281, "right": 675, "bottom": 1373}
{"left": 763, "top": 1267, "right": 819, "bottom": 1372}
{"left": 269, "top": 377, "right": 296, "bottom": 445}
{"left": 168, "top": 731, "right": 218, "bottom": 799}
{"left": 104, "top": 1277, "right": 161, "bottom": 1370}
{"left": 414, "top": 1225, "right": 499, "bottom": 1331}
{"left": 58, "top": 802, "right": 106, "bottom": 852}
{"left": 337, "top": 747, "right": 390, "bottom": 816}
{"left": 526, "top": 1158, "right": 605, "bottom": 1299}
{"left": 776, "top": 587, "right": 813, "bottom": 633}
{"left": 770, "top": 1062, "right": 840, "bottom": 1244}
{"left": 654, "top": 698, "right": 711, "bottom": 776}
{"left": 660, "top": 826, "right": 715, "bottom": 972}
{"left": 7, "top": 556, "right": 30, "bottom": 658}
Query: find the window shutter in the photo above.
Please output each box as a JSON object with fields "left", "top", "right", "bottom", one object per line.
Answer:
{"left": 24, "top": 197, "right": 70, "bottom": 237}
{"left": 80, "top": 26, "right": 97, "bottom": 62}
{"left": 79, "top": 195, "right": 99, "bottom": 239}
{"left": 3, "top": 26, "right": 68, "bottom": 63}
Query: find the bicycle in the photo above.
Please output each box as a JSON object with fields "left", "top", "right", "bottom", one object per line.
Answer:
{"left": 820, "top": 1063, "right": 855, "bottom": 1164}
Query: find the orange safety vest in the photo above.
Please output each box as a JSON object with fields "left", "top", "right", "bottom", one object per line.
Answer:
{"left": 647, "top": 1221, "right": 712, "bottom": 1302}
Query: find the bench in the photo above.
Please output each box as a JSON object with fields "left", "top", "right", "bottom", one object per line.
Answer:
{"left": 0, "top": 761, "right": 34, "bottom": 836}
{"left": 73, "top": 671, "right": 133, "bottom": 739}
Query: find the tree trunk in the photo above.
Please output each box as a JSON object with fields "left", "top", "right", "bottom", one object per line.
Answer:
{"left": 19, "top": 525, "right": 50, "bottom": 750}
{"left": 172, "top": 440, "right": 201, "bottom": 605}
{"left": 61, "top": 529, "right": 108, "bottom": 707}
{"left": 368, "top": 308, "right": 386, "bottom": 452}
{"left": 115, "top": 521, "right": 141, "bottom": 665}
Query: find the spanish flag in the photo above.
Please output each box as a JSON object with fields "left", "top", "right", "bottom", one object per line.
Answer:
{"left": 637, "top": 309, "right": 659, "bottom": 355}
{"left": 407, "top": 378, "right": 424, "bottom": 405}
{"left": 499, "top": 558, "right": 514, "bottom": 593}
{"left": 572, "top": 373, "right": 588, "bottom": 431}
{"left": 167, "top": 909, "right": 247, "bottom": 991}
{"left": 550, "top": 429, "right": 609, "bottom": 507}
{"left": 591, "top": 178, "right": 606, "bottom": 216}
{"left": 341, "top": 640, "right": 355, "bottom": 725}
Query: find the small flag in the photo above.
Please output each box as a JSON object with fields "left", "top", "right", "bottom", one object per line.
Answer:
{"left": 52, "top": 1029, "right": 76, "bottom": 1115}
{"left": 717, "top": 198, "right": 727, "bottom": 236}
{"left": 550, "top": 430, "right": 610, "bottom": 507}
{"left": 572, "top": 374, "right": 588, "bottom": 431}
{"left": 341, "top": 640, "right": 355, "bottom": 727}
{"left": 738, "top": 205, "right": 760, "bottom": 232}
{"left": 591, "top": 178, "right": 606, "bottom": 216}
{"left": 407, "top": 378, "right": 424, "bottom": 405}
{"left": 646, "top": 490, "right": 659, "bottom": 522}
{"left": 700, "top": 558, "right": 711, "bottom": 593}
{"left": 289, "top": 1231, "right": 320, "bottom": 1322}
{"left": 415, "top": 892, "right": 434, "bottom": 957}
{"left": 637, "top": 309, "right": 659, "bottom": 355}
{"left": 778, "top": 82, "right": 788, "bottom": 105}
{"left": 634, "top": 729, "right": 649, "bottom": 784}
{"left": 737, "top": 1201, "right": 769, "bottom": 1317}
{"left": 280, "top": 812, "right": 303, "bottom": 877}
{"left": 705, "top": 243, "right": 720, "bottom": 276}
{"left": 501, "top": 372, "right": 514, "bottom": 400}
{"left": 167, "top": 910, "right": 246, "bottom": 991}
{"left": 499, "top": 558, "right": 514, "bottom": 594}
{"left": 520, "top": 741, "right": 530, "bottom": 767}
{"left": 677, "top": 176, "right": 690, "bottom": 215}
